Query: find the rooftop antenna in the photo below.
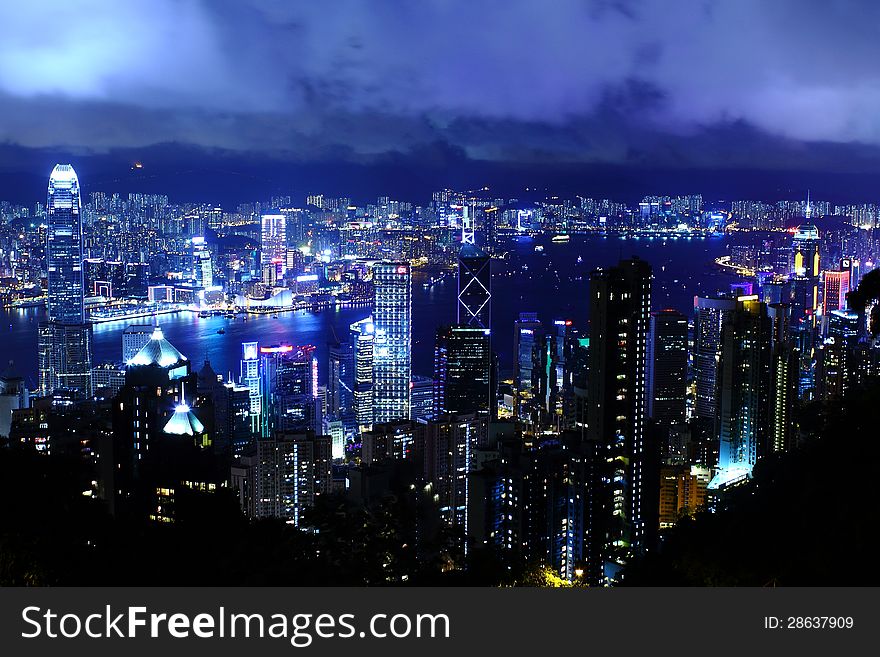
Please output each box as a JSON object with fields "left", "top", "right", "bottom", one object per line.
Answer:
{"left": 462, "top": 205, "right": 475, "bottom": 245}
{"left": 805, "top": 189, "right": 812, "bottom": 220}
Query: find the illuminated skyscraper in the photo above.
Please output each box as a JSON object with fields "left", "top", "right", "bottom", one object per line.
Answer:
{"left": 458, "top": 243, "right": 491, "bottom": 329}
{"left": 246, "top": 431, "right": 332, "bottom": 525}
{"left": 240, "top": 341, "right": 261, "bottom": 435}
{"left": 259, "top": 344, "right": 320, "bottom": 436}
{"left": 350, "top": 317, "right": 375, "bottom": 429}
{"left": 37, "top": 322, "right": 93, "bottom": 398}
{"left": 123, "top": 324, "right": 154, "bottom": 362}
{"left": 327, "top": 339, "right": 354, "bottom": 436}
{"left": 260, "top": 211, "right": 286, "bottom": 278}
{"left": 372, "top": 263, "right": 411, "bottom": 423}
{"left": 587, "top": 257, "right": 653, "bottom": 576}
{"left": 109, "top": 325, "right": 195, "bottom": 514}
{"left": 791, "top": 223, "right": 820, "bottom": 322}
{"left": 709, "top": 296, "right": 772, "bottom": 490}
{"left": 693, "top": 296, "right": 737, "bottom": 421}
{"left": 767, "top": 303, "right": 799, "bottom": 454}
{"left": 823, "top": 268, "right": 850, "bottom": 314}
{"left": 512, "top": 312, "right": 542, "bottom": 420}
{"left": 191, "top": 236, "right": 213, "bottom": 288}
{"left": 46, "top": 164, "right": 85, "bottom": 324}
{"left": 38, "top": 164, "right": 92, "bottom": 398}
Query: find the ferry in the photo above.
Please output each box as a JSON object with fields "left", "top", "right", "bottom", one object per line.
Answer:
{"left": 534, "top": 245, "right": 544, "bottom": 252}
{"left": 551, "top": 234, "right": 571, "bottom": 243}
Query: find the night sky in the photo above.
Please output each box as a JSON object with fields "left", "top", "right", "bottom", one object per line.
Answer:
{"left": 2, "top": 0, "right": 880, "bottom": 203}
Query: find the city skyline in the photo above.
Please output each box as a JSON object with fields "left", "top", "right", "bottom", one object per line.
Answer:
{"left": 3, "top": 3, "right": 880, "bottom": 593}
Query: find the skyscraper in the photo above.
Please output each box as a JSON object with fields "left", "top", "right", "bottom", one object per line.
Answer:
{"left": 240, "top": 341, "right": 261, "bottom": 436}
{"left": 38, "top": 165, "right": 92, "bottom": 398}
{"left": 458, "top": 243, "right": 491, "bottom": 329}
{"left": 512, "top": 312, "right": 542, "bottom": 420}
{"left": 245, "top": 431, "right": 332, "bottom": 525}
{"left": 647, "top": 310, "right": 688, "bottom": 427}
{"left": 38, "top": 322, "right": 94, "bottom": 399}
{"left": 350, "top": 317, "right": 375, "bottom": 430}
{"left": 109, "top": 325, "right": 195, "bottom": 515}
{"left": 123, "top": 324, "right": 154, "bottom": 362}
{"left": 693, "top": 296, "right": 737, "bottom": 421}
{"left": 327, "top": 339, "right": 354, "bottom": 435}
{"left": 767, "top": 303, "right": 799, "bottom": 454}
{"left": 587, "top": 257, "right": 653, "bottom": 577}
{"left": 192, "top": 236, "right": 213, "bottom": 288}
{"left": 823, "top": 268, "right": 850, "bottom": 314}
{"left": 259, "top": 344, "right": 320, "bottom": 435}
{"left": 372, "top": 263, "right": 411, "bottom": 424}
{"left": 46, "top": 164, "right": 85, "bottom": 324}
{"left": 791, "top": 223, "right": 820, "bottom": 323}
{"left": 433, "top": 325, "right": 492, "bottom": 418}
{"left": 260, "top": 211, "right": 287, "bottom": 278}
{"left": 709, "top": 296, "right": 772, "bottom": 490}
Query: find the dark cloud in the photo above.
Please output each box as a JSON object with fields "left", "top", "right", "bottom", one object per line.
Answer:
{"left": 1, "top": 0, "right": 880, "bottom": 172}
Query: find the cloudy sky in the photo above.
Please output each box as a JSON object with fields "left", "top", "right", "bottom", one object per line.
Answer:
{"left": 1, "top": 0, "right": 879, "bottom": 201}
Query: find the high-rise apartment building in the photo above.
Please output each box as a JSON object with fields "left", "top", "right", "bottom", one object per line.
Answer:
{"left": 587, "top": 257, "right": 653, "bottom": 576}
{"left": 647, "top": 309, "right": 688, "bottom": 427}
{"left": 710, "top": 296, "right": 772, "bottom": 489}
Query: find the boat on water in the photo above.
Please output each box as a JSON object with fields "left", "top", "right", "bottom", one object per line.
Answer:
{"left": 552, "top": 234, "right": 571, "bottom": 243}
{"left": 534, "top": 245, "right": 544, "bottom": 252}
{"left": 216, "top": 328, "right": 225, "bottom": 335}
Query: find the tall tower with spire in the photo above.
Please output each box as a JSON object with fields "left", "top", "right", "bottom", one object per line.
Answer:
{"left": 37, "top": 164, "right": 93, "bottom": 398}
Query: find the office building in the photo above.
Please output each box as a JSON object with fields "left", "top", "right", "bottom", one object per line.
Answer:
{"left": 410, "top": 374, "right": 434, "bottom": 422}
{"left": 39, "top": 164, "right": 92, "bottom": 398}
{"left": 458, "top": 243, "right": 491, "bottom": 329}
{"left": 372, "top": 263, "right": 411, "bottom": 423}
{"left": 433, "top": 325, "right": 492, "bottom": 418}
{"left": 512, "top": 312, "right": 542, "bottom": 420}
{"left": 823, "top": 269, "right": 850, "bottom": 314}
{"left": 260, "top": 211, "right": 287, "bottom": 278}
{"left": 123, "top": 324, "right": 154, "bottom": 362}
{"left": 327, "top": 339, "right": 354, "bottom": 435}
{"left": 259, "top": 344, "right": 320, "bottom": 435}
{"left": 350, "top": 317, "right": 374, "bottom": 430}
{"left": 46, "top": 164, "right": 85, "bottom": 324}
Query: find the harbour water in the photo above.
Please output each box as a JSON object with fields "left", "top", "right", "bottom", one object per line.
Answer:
{"left": 0, "top": 234, "right": 732, "bottom": 388}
